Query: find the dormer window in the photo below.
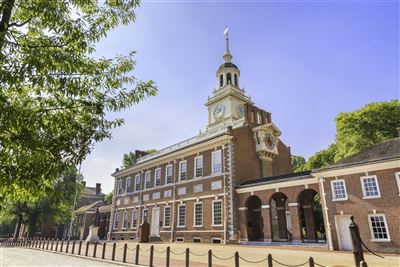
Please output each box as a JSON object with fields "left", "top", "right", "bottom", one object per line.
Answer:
{"left": 227, "top": 73, "right": 232, "bottom": 84}
{"left": 219, "top": 75, "right": 223, "bottom": 87}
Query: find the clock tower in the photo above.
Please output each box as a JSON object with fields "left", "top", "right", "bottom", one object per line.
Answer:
{"left": 206, "top": 28, "right": 253, "bottom": 130}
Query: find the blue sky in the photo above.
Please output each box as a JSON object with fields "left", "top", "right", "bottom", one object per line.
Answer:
{"left": 81, "top": 0, "right": 399, "bottom": 193}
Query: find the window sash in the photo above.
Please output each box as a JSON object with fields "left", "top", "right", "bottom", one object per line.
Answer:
{"left": 122, "top": 210, "right": 128, "bottom": 228}
{"left": 194, "top": 203, "right": 203, "bottom": 226}
{"left": 368, "top": 214, "right": 390, "bottom": 241}
{"left": 155, "top": 168, "right": 161, "bottom": 186}
{"left": 178, "top": 205, "right": 186, "bottom": 227}
{"left": 131, "top": 210, "right": 137, "bottom": 228}
{"left": 361, "top": 176, "right": 380, "bottom": 197}
{"left": 145, "top": 171, "right": 151, "bottom": 189}
{"left": 126, "top": 177, "right": 131, "bottom": 193}
{"left": 135, "top": 175, "right": 141, "bottom": 191}
{"left": 212, "top": 150, "right": 222, "bottom": 174}
{"left": 117, "top": 180, "right": 123, "bottom": 194}
{"left": 113, "top": 210, "right": 118, "bottom": 229}
{"left": 179, "top": 161, "right": 187, "bottom": 181}
{"left": 331, "top": 180, "right": 347, "bottom": 200}
{"left": 164, "top": 206, "right": 171, "bottom": 227}
{"left": 212, "top": 200, "right": 222, "bottom": 226}
{"left": 194, "top": 156, "right": 203, "bottom": 178}
{"left": 166, "top": 165, "right": 173, "bottom": 184}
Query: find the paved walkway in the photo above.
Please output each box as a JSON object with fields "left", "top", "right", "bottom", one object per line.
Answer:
{"left": 0, "top": 247, "right": 123, "bottom": 267}
{"left": 2, "top": 242, "right": 400, "bottom": 267}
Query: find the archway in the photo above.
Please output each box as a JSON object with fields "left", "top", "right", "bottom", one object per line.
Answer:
{"left": 270, "top": 192, "right": 288, "bottom": 241}
{"left": 245, "top": 196, "right": 264, "bottom": 241}
{"left": 298, "top": 189, "right": 326, "bottom": 242}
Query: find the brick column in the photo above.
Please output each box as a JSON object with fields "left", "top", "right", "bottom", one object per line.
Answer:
{"left": 238, "top": 209, "right": 247, "bottom": 242}
{"left": 262, "top": 205, "right": 272, "bottom": 242}
{"left": 289, "top": 204, "right": 302, "bottom": 244}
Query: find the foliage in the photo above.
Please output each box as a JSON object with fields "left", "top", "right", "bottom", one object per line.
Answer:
{"left": 1, "top": 167, "right": 83, "bottom": 237}
{"left": 334, "top": 100, "right": 400, "bottom": 161}
{"left": 0, "top": 0, "right": 157, "bottom": 204}
{"left": 102, "top": 192, "right": 113, "bottom": 205}
{"left": 122, "top": 149, "right": 157, "bottom": 169}
{"left": 306, "top": 143, "right": 337, "bottom": 170}
{"left": 0, "top": 210, "right": 17, "bottom": 237}
{"left": 291, "top": 155, "right": 307, "bottom": 172}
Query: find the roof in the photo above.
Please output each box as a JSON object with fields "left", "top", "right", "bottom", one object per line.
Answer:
{"left": 98, "top": 204, "right": 112, "bottom": 213}
{"left": 315, "top": 137, "right": 400, "bottom": 172}
{"left": 218, "top": 62, "right": 238, "bottom": 71}
{"left": 238, "top": 170, "right": 312, "bottom": 188}
{"left": 74, "top": 200, "right": 109, "bottom": 214}
{"left": 82, "top": 187, "right": 104, "bottom": 197}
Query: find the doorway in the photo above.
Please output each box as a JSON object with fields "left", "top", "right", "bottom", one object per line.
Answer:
{"left": 245, "top": 196, "right": 264, "bottom": 241}
{"left": 270, "top": 192, "right": 288, "bottom": 241}
{"left": 151, "top": 207, "right": 160, "bottom": 237}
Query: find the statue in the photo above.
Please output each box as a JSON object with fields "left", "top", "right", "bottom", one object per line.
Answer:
{"left": 93, "top": 207, "right": 100, "bottom": 227}
{"left": 86, "top": 207, "right": 100, "bottom": 243}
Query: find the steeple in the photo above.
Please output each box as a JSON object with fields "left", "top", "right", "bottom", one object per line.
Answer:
{"left": 223, "top": 26, "right": 232, "bottom": 63}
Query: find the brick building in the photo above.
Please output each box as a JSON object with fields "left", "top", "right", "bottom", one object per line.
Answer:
{"left": 108, "top": 32, "right": 400, "bottom": 253}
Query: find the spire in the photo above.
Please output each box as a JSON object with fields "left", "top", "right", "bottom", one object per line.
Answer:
{"left": 223, "top": 26, "right": 232, "bottom": 63}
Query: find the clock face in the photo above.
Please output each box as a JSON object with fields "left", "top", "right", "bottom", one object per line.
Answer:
{"left": 213, "top": 105, "right": 226, "bottom": 119}
{"left": 236, "top": 104, "right": 244, "bottom": 118}
{"left": 264, "top": 133, "right": 276, "bottom": 150}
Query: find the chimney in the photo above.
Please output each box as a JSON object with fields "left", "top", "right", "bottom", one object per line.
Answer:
{"left": 96, "top": 183, "right": 101, "bottom": 195}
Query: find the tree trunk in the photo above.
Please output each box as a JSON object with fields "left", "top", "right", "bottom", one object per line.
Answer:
{"left": 13, "top": 213, "right": 23, "bottom": 240}
{"left": 0, "top": 0, "right": 15, "bottom": 50}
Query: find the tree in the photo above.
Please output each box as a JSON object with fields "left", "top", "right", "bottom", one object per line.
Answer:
{"left": 0, "top": 0, "right": 157, "bottom": 204}
{"left": 102, "top": 192, "right": 113, "bottom": 205}
{"left": 291, "top": 155, "right": 307, "bottom": 172}
{"left": 334, "top": 100, "right": 400, "bottom": 161}
{"left": 306, "top": 143, "right": 337, "bottom": 169}
{"left": 122, "top": 149, "right": 157, "bottom": 169}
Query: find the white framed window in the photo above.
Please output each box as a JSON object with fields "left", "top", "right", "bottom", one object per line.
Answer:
{"left": 166, "top": 165, "right": 173, "bottom": 184}
{"left": 142, "top": 208, "right": 148, "bottom": 223}
{"left": 131, "top": 209, "right": 138, "bottom": 229}
{"left": 194, "top": 202, "right": 203, "bottom": 227}
{"left": 163, "top": 206, "right": 171, "bottom": 228}
{"left": 113, "top": 209, "right": 118, "bottom": 229}
{"left": 145, "top": 171, "right": 151, "bottom": 189}
{"left": 212, "top": 150, "right": 222, "bottom": 174}
{"left": 122, "top": 209, "right": 128, "bottom": 229}
{"left": 331, "top": 179, "right": 348, "bottom": 201}
{"left": 395, "top": 172, "right": 400, "bottom": 195}
{"left": 368, "top": 214, "right": 390, "bottom": 242}
{"left": 125, "top": 177, "right": 131, "bottom": 193}
{"left": 155, "top": 168, "right": 161, "bottom": 187}
{"left": 361, "top": 175, "right": 381, "bottom": 198}
{"left": 177, "top": 204, "right": 186, "bottom": 227}
{"left": 256, "top": 112, "right": 262, "bottom": 125}
{"left": 179, "top": 160, "right": 187, "bottom": 181}
{"left": 194, "top": 156, "right": 203, "bottom": 178}
{"left": 135, "top": 174, "right": 141, "bottom": 191}
{"left": 117, "top": 179, "right": 123, "bottom": 195}
{"left": 212, "top": 200, "right": 223, "bottom": 226}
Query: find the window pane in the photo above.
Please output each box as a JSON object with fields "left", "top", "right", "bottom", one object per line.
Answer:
{"left": 212, "top": 151, "right": 222, "bottom": 174}
{"left": 178, "top": 206, "right": 186, "bottom": 226}
{"left": 369, "top": 215, "right": 389, "bottom": 240}
{"left": 194, "top": 203, "right": 203, "bottom": 226}
{"left": 180, "top": 161, "right": 187, "bottom": 181}
{"left": 363, "top": 177, "right": 379, "bottom": 197}
{"left": 195, "top": 157, "right": 203, "bottom": 178}
{"left": 166, "top": 166, "right": 173, "bottom": 184}
{"left": 213, "top": 201, "right": 222, "bottom": 225}
{"left": 164, "top": 207, "right": 171, "bottom": 227}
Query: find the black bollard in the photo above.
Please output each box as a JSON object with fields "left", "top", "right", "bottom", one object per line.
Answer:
{"left": 46, "top": 238, "right": 50, "bottom": 250}
{"left": 85, "top": 241, "right": 90, "bottom": 256}
{"left": 78, "top": 241, "right": 82, "bottom": 255}
{"left": 208, "top": 249, "right": 212, "bottom": 267}
{"left": 93, "top": 242, "right": 98, "bottom": 258}
{"left": 166, "top": 246, "right": 170, "bottom": 267}
{"left": 72, "top": 240, "right": 76, "bottom": 254}
{"left": 111, "top": 242, "right": 116, "bottom": 261}
{"left": 185, "top": 248, "right": 189, "bottom": 267}
{"left": 60, "top": 240, "right": 64, "bottom": 252}
{"left": 268, "top": 253, "right": 273, "bottom": 267}
{"left": 55, "top": 239, "right": 59, "bottom": 251}
{"left": 135, "top": 244, "right": 140, "bottom": 265}
{"left": 309, "top": 257, "right": 314, "bottom": 267}
{"left": 149, "top": 245, "right": 154, "bottom": 267}
{"left": 123, "top": 243, "right": 127, "bottom": 263}
{"left": 66, "top": 240, "right": 70, "bottom": 253}
{"left": 51, "top": 239, "right": 54, "bottom": 251}
{"left": 102, "top": 242, "right": 106, "bottom": 259}
{"left": 234, "top": 251, "right": 239, "bottom": 267}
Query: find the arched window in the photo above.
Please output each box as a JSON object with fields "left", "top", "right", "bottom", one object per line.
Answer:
{"left": 227, "top": 73, "right": 232, "bottom": 84}
{"left": 122, "top": 209, "right": 128, "bottom": 228}
{"left": 113, "top": 209, "right": 118, "bottom": 229}
{"left": 219, "top": 75, "right": 223, "bottom": 87}
{"left": 234, "top": 74, "right": 238, "bottom": 86}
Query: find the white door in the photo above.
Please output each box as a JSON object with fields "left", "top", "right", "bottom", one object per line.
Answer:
{"left": 151, "top": 207, "right": 160, "bottom": 237}
{"left": 335, "top": 216, "right": 353, "bottom": 251}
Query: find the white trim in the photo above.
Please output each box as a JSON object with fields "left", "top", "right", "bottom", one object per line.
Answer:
{"left": 314, "top": 159, "right": 400, "bottom": 178}
{"left": 395, "top": 172, "right": 400, "bottom": 196}
{"left": 360, "top": 175, "right": 381, "bottom": 199}
{"left": 174, "top": 230, "right": 225, "bottom": 233}
{"left": 288, "top": 203, "right": 298, "bottom": 207}
{"left": 236, "top": 177, "right": 318, "bottom": 193}
{"left": 238, "top": 207, "right": 248, "bottom": 211}
{"left": 154, "top": 168, "right": 162, "bottom": 187}
{"left": 212, "top": 199, "right": 223, "bottom": 227}
{"left": 330, "top": 179, "right": 348, "bottom": 201}
{"left": 177, "top": 204, "right": 186, "bottom": 227}
{"left": 194, "top": 155, "right": 204, "bottom": 178}
{"left": 211, "top": 150, "right": 222, "bottom": 174}
{"left": 367, "top": 214, "right": 391, "bottom": 242}
{"left": 163, "top": 206, "right": 171, "bottom": 228}
{"left": 261, "top": 205, "right": 270, "bottom": 209}
{"left": 193, "top": 202, "right": 203, "bottom": 227}
{"left": 179, "top": 160, "right": 187, "bottom": 181}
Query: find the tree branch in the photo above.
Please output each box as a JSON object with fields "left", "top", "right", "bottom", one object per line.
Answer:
{"left": 7, "top": 18, "right": 31, "bottom": 28}
{"left": 0, "top": 0, "right": 16, "bottom": 50}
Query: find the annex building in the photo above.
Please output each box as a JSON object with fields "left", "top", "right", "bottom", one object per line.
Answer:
{"left": 108, "top": 33, "right": 400, "bottom": 254}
